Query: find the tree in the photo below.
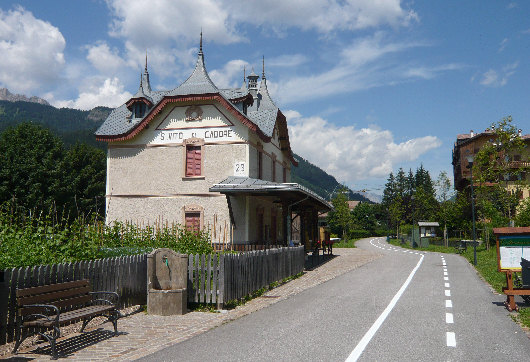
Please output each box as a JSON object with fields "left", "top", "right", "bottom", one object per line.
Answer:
{"left": 60, "top": 143, "right": 107, "bottom": 217}
{"left": 327, "top": 187, "right": 352, "bottom": 239}
{"left": 473, "top": 116, "right": 528, "bottom": 223}
{"left": 351, "top": 202, "right": 377, "bottom": 232}
{"left": 515, "top": 198, "right": 530, "bottom": 227}
{"left": 0, "top": 123, "right": 107, "bottom": 219}
{"left": 0, "top": 123, "right": 65, "bottom": 211}
{"left": 435, "top": 171, "right": 454, "bottom": 246}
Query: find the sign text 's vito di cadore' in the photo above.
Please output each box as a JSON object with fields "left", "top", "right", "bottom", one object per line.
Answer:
{"left": 154, "top": 127, "right": 237, "bottom": 144}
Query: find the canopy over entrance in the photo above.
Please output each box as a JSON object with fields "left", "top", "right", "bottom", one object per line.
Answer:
{"left": 210, "top": 177, "right": 332, "bottom": 247}
{"left": 210, "top": 177, "right": 332, "bottom": 211}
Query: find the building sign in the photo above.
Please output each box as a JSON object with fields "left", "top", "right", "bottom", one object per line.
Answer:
{"left": 151, "top": 127, "right": 239, "bottom": 144}
{"left": 234, "top": 162, "right": 246, "bottom": 176}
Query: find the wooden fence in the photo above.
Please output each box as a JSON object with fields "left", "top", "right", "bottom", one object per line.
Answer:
{"left": 0, "top": 254, "right": 147, "bottom": 345}
{"left": 0, "top": 246, "right": 305, "bottom": 345}
{"left": 187, "top": 246, "right": 305, "bottom": 308}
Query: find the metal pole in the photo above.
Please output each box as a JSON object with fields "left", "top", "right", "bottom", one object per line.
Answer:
{"left": 470, "top": 165, "right": 477, "bottom": 265}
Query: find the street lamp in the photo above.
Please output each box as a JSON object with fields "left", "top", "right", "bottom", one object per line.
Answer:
{"left": 411, "top": 195, "right": 415, "bottom": 248}
{"left": 466, "top": 153, "right": 477, "bottom": 266}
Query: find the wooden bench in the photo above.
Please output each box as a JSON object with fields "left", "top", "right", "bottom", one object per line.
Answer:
{"left": 13, "top": 279, "right": 120, "bottom": 359}
{"left": 454, "top": 240, "right": 467, "bottom": 254}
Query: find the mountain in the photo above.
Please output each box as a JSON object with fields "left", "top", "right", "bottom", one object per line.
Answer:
{"left": 0, "top": 100, "right": 111, "bottom": 149}
{"left": 0, "top": 97, "right": 372, "bottom": 203}
{"left": 0, "top": 88, "right": 50, "bottom": 106}
{"left": 291, "top": 154, "right": 372, "bottom": 203}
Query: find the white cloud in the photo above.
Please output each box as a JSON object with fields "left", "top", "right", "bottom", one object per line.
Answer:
{"left": 286, "top": 110, "right": 441, "bottom": 185}
{"left": 274, "top": 33, "right": 458, "bottom": 104}
{"left": 480, "top": 62, "right": 518, "bottom": 87}
{"left": 0, "top": 6, "right": 65, "bottom": 93}
{"left": 229, "top": 0, "right": 418, "bottom": 33}
{"left": 53, "top": 77, "right": 132, "bottom": 110}
{"left": 210, "top": 59, "right": 249, "bottom": 88}
{"left": 86, "top": 42, "right": 134, "bottom": 75}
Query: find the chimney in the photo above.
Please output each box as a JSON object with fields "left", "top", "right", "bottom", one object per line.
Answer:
{"left": 470, "top": 130, "right": 474, "bottom": 137}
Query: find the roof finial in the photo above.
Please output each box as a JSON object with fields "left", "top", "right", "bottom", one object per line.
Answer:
{"left": 139, "top": 72, "right": 142, "bottom": 87}
{"left": 262, "top": 55, "right": 265, "bottom": 79}
{"left": 145, "top": 50, "right": 148, "bottom": 72}
{"left": 199, "top": 29, "right": 203, "bottom": 54}
{"left": 243, "top": 66, "right": 246, "bottom": 83}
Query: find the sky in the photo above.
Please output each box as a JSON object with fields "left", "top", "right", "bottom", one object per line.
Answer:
{"left": 0, "top": 1, "right": 529, "bottom": 196}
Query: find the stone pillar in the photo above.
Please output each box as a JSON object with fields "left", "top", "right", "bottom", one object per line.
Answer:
{"left": 147, "top": 248, "right": 188, "bottom": 315}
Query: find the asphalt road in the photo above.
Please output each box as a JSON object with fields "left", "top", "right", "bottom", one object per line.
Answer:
{"left": 140, "top": 237, "right": 530, "bottom": 361}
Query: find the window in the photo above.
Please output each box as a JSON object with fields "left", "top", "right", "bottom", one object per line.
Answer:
{"left": 258, "top": 150, "right": 263, "bottom": 179}
{"left": 256, "top": 207, "right": 264, "bottom": 242}
{"left": 134, "top": 103, "right": 146, "bottom": 118}
{"left": 185, "top": 145, "right": 202, "bottom": 177}
{"left": 272, "top": 154, "right": 276, "bottom": 182}
{"left": 271, "top": 209, "right": 277, "bottom": 243}
{"left": 185, "top": 212, "right": 201, "bottom": 233}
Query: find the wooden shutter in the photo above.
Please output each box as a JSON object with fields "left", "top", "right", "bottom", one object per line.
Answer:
{"left": 185, "top": 212, "right": 201, "bottom": 232}
{"left": 186, "top": 146, "right": 201, "bottom": 176}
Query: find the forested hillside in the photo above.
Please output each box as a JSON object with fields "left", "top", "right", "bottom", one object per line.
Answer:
{"left": 0, "top": 99, "right": 371, "bottom": 203}
{"left": 0, "top": 100, "right": 111, "bottom": 148}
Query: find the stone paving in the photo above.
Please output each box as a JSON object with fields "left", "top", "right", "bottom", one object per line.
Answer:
{"left": 4, "top": 247, "right": 381, "bottom": 361}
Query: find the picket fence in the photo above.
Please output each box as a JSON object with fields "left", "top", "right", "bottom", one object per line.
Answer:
{"left": 187, "top": 246, "right": 305, "bottom": 308}
{"left": 0, "top": 246, "right": 305, "bottom": 345}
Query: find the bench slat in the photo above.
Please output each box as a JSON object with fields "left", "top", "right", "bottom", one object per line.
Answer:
{"left": 17, "top": 286, "right": 91, "bottom": 306}
{"left": 16, "top": 280, "right": 89, "bottom": 298}
{"left": 19, "top": 295, "right": 93, "bottom": 316}
{"left": 23, "top": 305, "right": 115, "bottom": 327}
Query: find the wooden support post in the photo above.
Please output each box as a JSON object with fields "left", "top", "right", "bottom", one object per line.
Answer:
{"left": 504, "top": 271, "right": 517, "bottom": 311}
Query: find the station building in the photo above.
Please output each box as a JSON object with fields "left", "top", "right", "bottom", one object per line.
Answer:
{"left": 95, "top": 38, "right": 331, "bottom": 248}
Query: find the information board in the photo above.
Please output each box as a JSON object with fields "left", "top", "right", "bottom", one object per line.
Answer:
{"left": 497, "top": 235, "right": 530, "bottom": 271}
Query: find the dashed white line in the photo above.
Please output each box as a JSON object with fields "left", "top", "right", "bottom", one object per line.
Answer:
{"left": 446, "top": 332, "right": 456, "bottom": 347}
{"left": 445, "top": 283, "right": 450, "bottom": 288}
{"left": 446, "top": 313, "right": 454, "bottom": 324}
{"left": 444, "top": 277, "right": 449, "bottom": 281}
{"left": 445, "top": 300, "right": 452, "bottom": 308}
{"left": 445, "top": 290, "right": 451, "bottom": 297}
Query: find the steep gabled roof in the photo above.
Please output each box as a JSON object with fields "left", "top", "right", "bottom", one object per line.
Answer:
{"left": 95, "top": 42, "right": 297, "bottom": 165}
{"left": 166, "top": 47, "right": 218, "bottom": 96}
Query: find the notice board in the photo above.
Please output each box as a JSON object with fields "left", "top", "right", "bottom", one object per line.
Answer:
{"left": 494, "top": 227, "right": 530, "bottom": 272}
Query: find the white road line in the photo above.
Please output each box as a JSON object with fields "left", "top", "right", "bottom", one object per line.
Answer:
{"left": 445, "top": 300, "right": 452, "bottom": 308}
{"left": 345, "top": 254, "right": 424, "bottom": 362}
{"left": 445, "top": 283, "right": 450, "bottom": 288}
{"left": 444, "top": 277, "right": 449, "bottom": 281}
{"left": 444, "top": 272, "right": 448, "bottom": 276}
{"left": 446, "top": 313, "right": 454, "bottom": 323}
{"left": 445, "top": 289, "right": 451, "bottom": 297}
{"left": 446, "top": 332, "right": 456, "bottom": 347}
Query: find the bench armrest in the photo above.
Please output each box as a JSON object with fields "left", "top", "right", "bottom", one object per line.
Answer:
{"left": 22, "top": 304, "right": 60, "bottom": 324}
{"left": 89, "top": 291, "right": 119, "bottom": 306}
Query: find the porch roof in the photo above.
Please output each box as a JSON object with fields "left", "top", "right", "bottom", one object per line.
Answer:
{"left": 210, "top": 177, "right": 332, "bottom": 211}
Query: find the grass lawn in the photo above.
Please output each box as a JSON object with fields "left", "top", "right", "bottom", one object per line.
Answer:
{"left": 388, "top": 238, "right": 530, "bottom": 330}
{"left": 333, "top": 238, "right": 359, "bottom": 248}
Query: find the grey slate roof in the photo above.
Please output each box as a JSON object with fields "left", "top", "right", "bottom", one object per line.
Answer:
{"left": 95, "top": 90, "right": 166, "bottom": 137}
{"left": 96, "top": 48, "right": 282, "bottom": 141}
{"left": 166, "top": 52, "right": 218, "bottom": 96}
{"left": 210, "top": 176, "right": 332, "bottom": 210}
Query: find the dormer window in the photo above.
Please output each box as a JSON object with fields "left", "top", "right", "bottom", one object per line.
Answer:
{"left": 134, "top": 103, "right": 147, "bottom": 118}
